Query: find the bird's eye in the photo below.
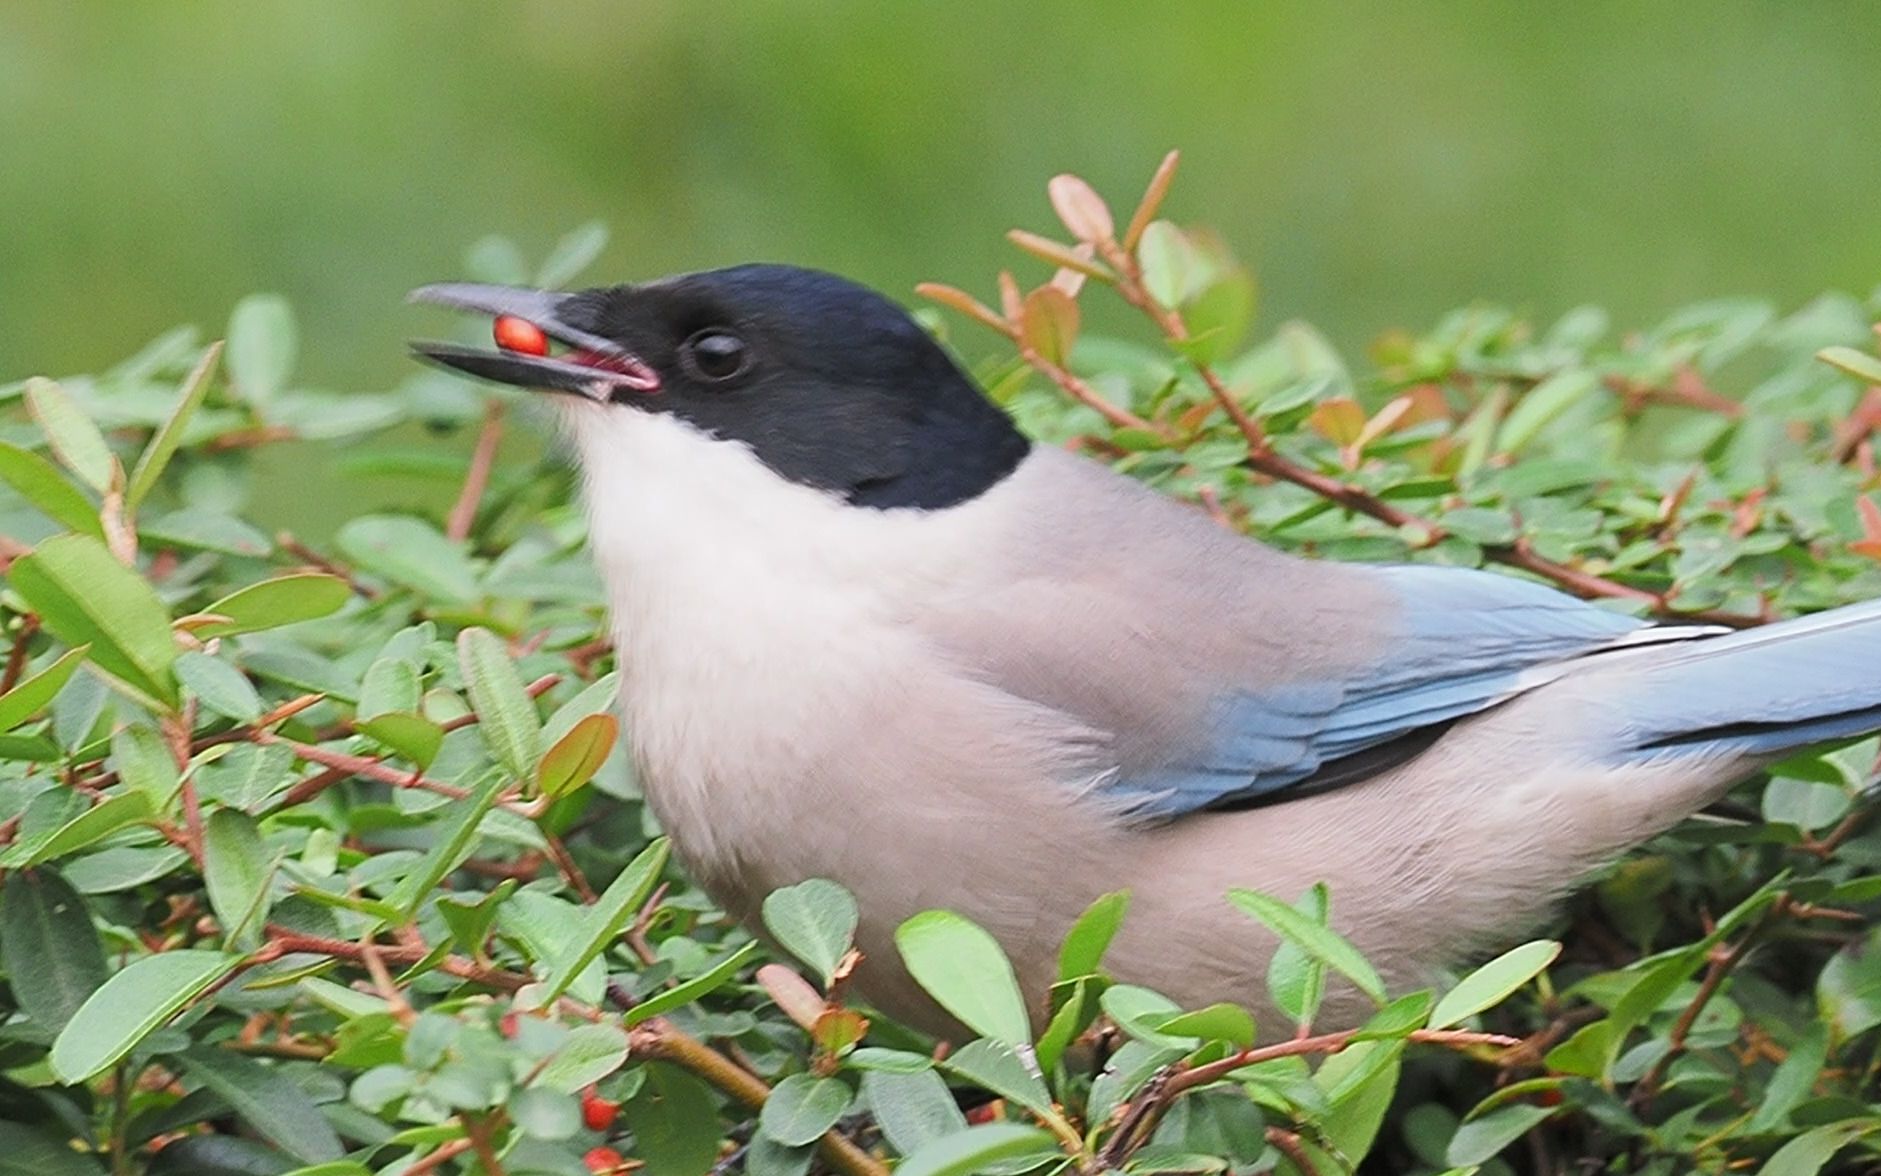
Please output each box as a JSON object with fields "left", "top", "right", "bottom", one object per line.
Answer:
{"left": 681, "top": 328, "right": 751, "bottom": 382}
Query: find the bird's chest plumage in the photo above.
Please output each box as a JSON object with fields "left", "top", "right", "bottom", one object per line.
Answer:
{"left": 571, "top": 409, "right": 981, "bottom": 890}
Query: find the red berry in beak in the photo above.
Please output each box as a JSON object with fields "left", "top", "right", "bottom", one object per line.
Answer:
{"left": 493, "top": 314, "right": 550, "bottom": 356}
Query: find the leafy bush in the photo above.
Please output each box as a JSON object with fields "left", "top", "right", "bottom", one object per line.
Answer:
{"left": 1, "top": 157, "right": 1878, "bottom": 1176}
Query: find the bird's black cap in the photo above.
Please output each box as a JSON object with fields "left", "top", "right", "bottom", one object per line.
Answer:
{"left": 410, "top": 264, "right": 1031, "bottom": 510}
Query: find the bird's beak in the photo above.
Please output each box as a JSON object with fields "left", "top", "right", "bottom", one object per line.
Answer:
{"left": 407, "top": 283, "right": 660, "bottom": 400}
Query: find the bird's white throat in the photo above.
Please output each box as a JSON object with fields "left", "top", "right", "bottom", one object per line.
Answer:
{"left": 561, "top": 404, "right": 1014, "bottom": 871}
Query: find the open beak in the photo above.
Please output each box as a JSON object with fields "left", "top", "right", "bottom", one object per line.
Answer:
{"left": 407, "top": 283, "right": 660, "bottom": 400}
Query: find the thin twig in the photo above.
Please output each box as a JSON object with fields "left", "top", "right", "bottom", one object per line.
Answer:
{"left": 462, "top": 1111, "right": 509, "bottom": 1176}
{"left": 399, "top": 1137, "right": 475, "bottom": 1175}
{"left": 1266, "top": 1126, "right": 1322, "bottom": 1176}
{"left": 262, "top": 927, "right": 531, "bottom": 992}
{"left": 1633, "top": 896, "right": 1790, "bottom": 1103}
{"left": 630, "top": 1019, "right": 889, "bottom": 1176}
{"left": 1099, "top": 1025, "right": 1517, "bottom": 1166}
{"left": 447, "top": 400, "right": 506, "bottom": 543}
{"left": 1, "top": 614, "right": 39, "bottom": 695}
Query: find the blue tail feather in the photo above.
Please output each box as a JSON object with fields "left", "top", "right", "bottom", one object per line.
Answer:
{"left": 1614, "top": 598, "right": 1881, "bottom": 760}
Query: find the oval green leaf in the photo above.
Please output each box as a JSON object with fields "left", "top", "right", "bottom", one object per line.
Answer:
{"left": 195, "top": 574, "right": 351, "bottom": 638}
{"left": 762, "top": 878, "right": 859, "bottom": 988}
{"left": 893, "top": 1122, "right": 1058, "bottom": 1176}
{"left": 534, "top": 836, "right": 669, "bottom": 1006}
{"left": 894, "top": 909, "right": 1032, "bottom": 1048}
{"left": 1430, "top": 939, "right": 1561, "bottom": 1029}
{"left": 759, "top": 1072, "right": 852, "bottom": 1147}
{"left": 25, "top": 378, "right": 116, "bottom": 494}
{"left": 176, "top": 651, "right": 263, "bottom": 723}
{"left": 227, "top": 294, "right": 297, "bottom": 403}
{"left": 1227, "top": 887, "right": 1385, "bottom": 1005}
{"left": 0, "top": 645, "right": 90, "bottom": 732}
{"left": 204, "top": 809, "right": 275, "bottom": 949}
{"left": 456, "top": 627, "right": 542, "bottom": 781}
{"left": 0, "top": 441, "right": 102, "bottom": 537}
{"left": 9, "top": 534, "right": 176, "bottom": 706}
{"left": 1, "top": 868, "right": 108, "bottom": 1033}
{"left": 50, "top": 949, "right": 240, "bottom": 1082}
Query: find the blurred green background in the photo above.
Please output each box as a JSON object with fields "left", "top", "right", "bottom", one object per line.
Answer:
{"left": 4, "top": 2, "right": 1880, "bottom": 529}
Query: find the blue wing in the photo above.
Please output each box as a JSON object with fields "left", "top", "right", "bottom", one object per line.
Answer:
{"left": 1112, "top": 565, "right": 1654, "bottom": 817}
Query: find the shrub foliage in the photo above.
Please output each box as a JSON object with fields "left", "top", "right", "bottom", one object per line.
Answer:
{"left": 0, "top": 157, "right": 1878, "bottom": 1175}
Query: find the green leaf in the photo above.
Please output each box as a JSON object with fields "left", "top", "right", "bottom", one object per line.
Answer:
{"left": 1495, "top": 369, "right": 1597, "bottom": 455}
{"left": 619, "top": 1062, "right": 721, "bottom": 1176}
{"left": 50, "top": 949, "right": 240, "bottom": 1082}
{"left": 536, "top": 220, "right": 609, "bottom": 287}
{"left": 1057, "top": 889, "right": 1130, "bottom": 981}
{"left": 387, "top": 769, "right": 508, "bottom": 920}
{"left": 1136, "top": 220, "right": 1202, "bottom": 308}
{"left": 194, "top": 574, "right": 351, "bottom": 638}
{"left": 1266, "top": 883, "right": 1329, "bottom": 1026}
{"left": 625, "top": 941, "right": 760, "bottom": 1025}
{"left": 940, "top": 1038, "right": 1053, "bottom": 1117}
{"left": 1101, "top": 984, "right": 1193, "bottom": 1050}
{"left": 356, "top": 655, "right": 419, "bottom": 721}
{"left": 127, "top": 341, "right": 222, "bottom": 512}
{"left": 0, "top": 645, "right": 90, "bottom": 731}
{"left": 1758, "top": 1121, "right": 1881, "bottom": 1176}
{"left": 1746, "top": 1021, "right": 1827, "bottom": 1134}
{"left": 356, "top": 712, "right": 444, "bottom": 770}
{"left": 24, "top": 377, "right": 116, "bottom": 493}
{"left": 894, "top": 1122, "right": 1058, "bottom": 1176}
{"left": 847, "top": 1047, "right": 935, "bottom": 1073}
{"left": 0, "top": 1121, "right": 106, "bottom": 1175}
{"left": 534, "top": 836, "right": 670, "bottom": 1006}
{"left": 336, "top": 515, "right": 479, "bottom": 603}
{"left": 435, "top": 878, "right": 515, "bottom": 956}
{"left": 1228, "top": 888, "right": 1386, "bottom": 1005}
{"left": 65, "top": 845, "right": 188, "bottom": 894}
{"left": 1157, "top": 1002, "right": 1256, "bottom": 1048}
{"left": 203, "top": 809, "right": 275, "bottom": 949}
{"left": 535, "top": 1022, "right": 630, "bottom": 1093}
{"left": 1353, "top": 990, "right": 1434, "bottom": 1041}
{"left": 0, "top": 441, "right": 102, "bottom": 536}
{"left": 1, "top": 868, "right": 108, "bottom": 1032}
{"left": 175, "top": 1045, "right": 344, "bottom": 1163}
{"left": 176, "top": 651, "right": 263, "bottom": 722}
{"left": 9, "top": 534, "right": 178, "bottom": 706}
{"left": 762, "top": 878, "right": 860, "bottom": 987}
{"left": 861, "top": 1068, "right": 967, "bottom": 1157}
{"left": 895, "top": 909, "right": 1033, "bottom": 1048}
{"left": 14, "top": 792, "right": 154, "bottom": 868}
{"left": 1036, "top": 976, "right": 1100, "bottom": 1073}
{"left": 1429, "top": 940, "right": 1560, "bottom": 1029}
{"left": 1445, "top": 1104, "right": 1555, "bottom": 1166}
{"left": 1817, "top": 928, "right": 1881, "bottom": 1041}
{"left": 508, "top": 1086, "right": 580, "bottom": 1140}
{"left": 1818, "top": 344, "right": 1881, "bottom": 385}
{"left": 536, "top": 711, "right": 616, "bottom": 798}
{"left": 227, "top": 294, "right": 297, "bottom": 403}
{"left": 759, "top": 1073, "right": 852, "bottom": 1147}
{"left": 455, "top": 627, "right": 542, "bottom": 781}
{"left": 112, "top": 722, "right": 182, "bottom": 808}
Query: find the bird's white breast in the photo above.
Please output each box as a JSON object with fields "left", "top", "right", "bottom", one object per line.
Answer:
{"left": 563, "top": 404, "right": 1022, "bottom": 883}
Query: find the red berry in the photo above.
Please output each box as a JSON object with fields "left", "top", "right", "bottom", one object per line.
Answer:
{"left": 493, "top": 315, "right": 550, "bottom": 357}
{"left": 584, "top": 1146, "right": 624, "bottom": 1173}
{"left": 498, "top": 1011, "right": 521, "bottom": 1039}
{"left": 581, "top": 1088, "right": 620, "bottom": 1131}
